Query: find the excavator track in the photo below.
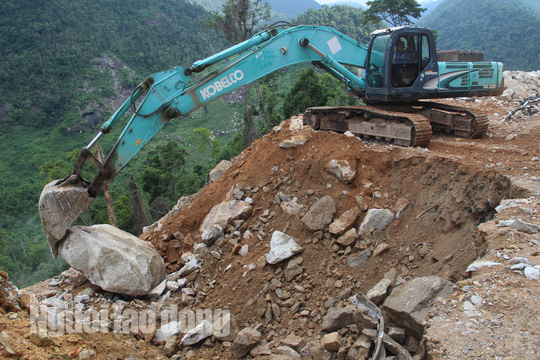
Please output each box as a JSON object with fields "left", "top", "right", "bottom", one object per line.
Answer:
{"left": 412, "top": 101, "right": 489, "bottom": 138}
{"left": 304, "top": 105, "right": 432, "bottom": 147}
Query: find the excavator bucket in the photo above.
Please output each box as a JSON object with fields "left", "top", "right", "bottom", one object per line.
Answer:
{"left": 38, "top": 175, "right": 92, "bottom": 256}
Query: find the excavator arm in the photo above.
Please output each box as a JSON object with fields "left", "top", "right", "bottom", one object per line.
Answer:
{"left": 39, "top": 25, "right": 371, "bottom": 252}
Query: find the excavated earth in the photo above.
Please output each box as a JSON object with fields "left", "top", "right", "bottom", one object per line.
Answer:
{"left": 1, "top": 78, "right": 539, "bottom": 359}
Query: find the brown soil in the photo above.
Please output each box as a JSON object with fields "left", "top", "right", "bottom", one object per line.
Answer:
{"left": 2, "top": 95, "right": 539, "bottom": 359}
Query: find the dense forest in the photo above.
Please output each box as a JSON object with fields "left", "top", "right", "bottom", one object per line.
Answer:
{"left": 417, "top": 0, "right": 540, "bottom": 71}
{"left": 0, "top": 0, "right": 378, "bottom": 287}
{"left": 0, "top": 0, "right": 233, "bottom": 286}
{"left": 194, "top": 0, "right": 321, "bottom": 19}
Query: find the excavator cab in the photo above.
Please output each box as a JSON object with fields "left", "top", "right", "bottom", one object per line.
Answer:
{"left": 365, "top": 26, "right": 503, "bottom": 102}
{"left": 365, "top": 27, "right": 438, "bottom": 102}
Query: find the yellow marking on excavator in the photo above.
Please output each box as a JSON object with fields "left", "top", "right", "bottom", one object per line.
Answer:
{"left": 135, "top": 138, "right": 142, "bottom": 146}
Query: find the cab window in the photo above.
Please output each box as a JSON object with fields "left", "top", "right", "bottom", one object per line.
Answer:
{"left": 421, "top": 34, "right": 430, "bottom": 69}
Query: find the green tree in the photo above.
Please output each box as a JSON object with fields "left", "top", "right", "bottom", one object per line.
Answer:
{"left": 363, "top": 0, "right": 425, "bottom": 27}
{"left": 194, "top": 128, "right": 223, "bottom": 160}
{"left": 204, "top": 0, "right": 271, "bottom": 44}
{"left": 204, "top": 0, "right": 272, "bottom": 145}
{"left": 140, "top": 141, "right": 188, "bottom": 204}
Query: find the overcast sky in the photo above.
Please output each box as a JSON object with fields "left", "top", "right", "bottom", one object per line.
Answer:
{"left": 315, "top": 0, "right": 436, "bottom": 6}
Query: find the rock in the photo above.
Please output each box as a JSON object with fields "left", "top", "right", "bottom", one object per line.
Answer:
{"left": 321, "top": 332, "right": 340, "bottom": 352}
{"left": 181, "top": 319, "right": 213, "bottom": 346}
{"left": 74, "top": 294, "right": 91, "bottom": 304}
{"left": 59, "top": 224, "right": 166, "bottom": 297}
{"left": 273, "top": 345, "right": 301, "bottom": 360}
{"left": 163, "top": 336, "right": 177, "bottom": 357}
{"left": 355, "top": 195, "right": 370, "bottom": 212}
{"left": 282, "top": 333, "right": 306, "bottom": 352}
{"left": 383, "top": 276, "right": 456, "bottom": 337}
{"left": 394, "top": 198, "right": 412, "bottom": 219}
{"left": 176, "top": 258, "right": 199, "bottom": 277}
{"left": 508, "top": 257, "right": 529, "bottom": 265}
{"left": 266, "top": 231, "right": 303, "bottom": 265}
{"left": 200, "top": 200, "right": 253, "bottom": 234}
{"left": 280, "top": 197, "right": 304, "bottom": 215}
{"left": 213, "top": 312, "right": 239, "bottom": 342}
{"left": 347, "top": 336, "right": 371, "bottom": 360}
{"left": 329, "top": 208, "right": 359, "bottom": 236}
{"left": 347, "top": 249, "right": 371, "bottom": 268}
{"left": 466, "top": 260, "right": 502, "bottom": 272}
{"left": 238, "top": 244, "right": 249, "bottom": 256}
{"left": 372, "top": 243, "right": 390, "bottom": 257}
{"left": 321, "top": 307, "right": 355, "bottom": 332}
{"left": 29, "top": 332, "right": 52, "bottom": 347}
{"left": 209, "top": 160, "right": 232, "bottom": 182}
{"left": 279, "top": 132, "right": 312, "bottom": 148}
{"left": 201, "top": 224, "right": 223, "bottom": 246}
{"left": 358, "top": 209, "right": 394, "bottom": 234}
{"left": 301, "top": 196, "right": 336, "bottom": 231}
{"left": 418, "top": 243, "right": 430, "bottom": 258}
{"left": 232, "top": 327, "right": 261, "bottom": 358}
{"left": 79, "top": 350, "right": 97, "bottom": 360}
{"left": 153, "top": 321, "right": 183, "bottom": 343}
{"left": 366, "top": 278, "right": 391, "bottom": 305}
{"left": 325, "top": 159, "right": 357, "bottom": 184}
{"left": 388, "top": 327, "right": 406, "bottom": 344}
{"left": 148, "top": 280, "right": 167, "bottom": 300}
{"left": 166, "top": 281, "right": 180, "bottom": 292}
{"left": 301, "top": 341, "right": 331, "bottom": 360}
{"left": 336, "top": 228, "right": 357, "bottom": 247}
{"left": 497, "top": 218, "right": 539, "bottom": 234}
{"left": 284, "top": 261, "right": 303, "bottom": 281}
{"left": 524, "top": 266, "right": 539, "bottom": 281}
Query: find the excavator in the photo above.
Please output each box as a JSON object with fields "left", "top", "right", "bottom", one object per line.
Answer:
{"left": 39, "top": 24, "right": 504, "bottom": 253}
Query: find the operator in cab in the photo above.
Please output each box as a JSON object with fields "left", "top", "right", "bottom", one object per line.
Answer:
{"left": 395, "top": 40, "right": 411, "bottom": 63}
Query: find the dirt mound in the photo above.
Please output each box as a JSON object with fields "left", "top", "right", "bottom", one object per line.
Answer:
{"left": 138, "top": 93, "right": 538, "bottom": 358}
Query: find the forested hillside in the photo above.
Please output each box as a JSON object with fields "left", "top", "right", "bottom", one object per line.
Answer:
{"left": 294, "top": 4, "right": 381, "bottom": 41}
{"left": 0, "top": 0, "right": 236, "bottom": 287}
{"left": 194, "top": 0, "right": 321, "bottom": 19}
{"left": 417, "top": 0, "right": 540, "bottom": 71}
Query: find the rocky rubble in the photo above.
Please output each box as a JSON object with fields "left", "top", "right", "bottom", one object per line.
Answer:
{"left": 1, "top": 71, "right": 539, "bottom": 359}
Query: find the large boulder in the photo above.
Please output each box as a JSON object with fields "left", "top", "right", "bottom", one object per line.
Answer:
{"left": 59, "top": 224, "right": 166, "bottom": 297}
{"left": 383, "top": 276, "right": 456, "bottom": 336}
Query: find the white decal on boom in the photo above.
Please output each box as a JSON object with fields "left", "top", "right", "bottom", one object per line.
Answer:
{"left": 199, "top": 70, "right": 244, "bottom": 100}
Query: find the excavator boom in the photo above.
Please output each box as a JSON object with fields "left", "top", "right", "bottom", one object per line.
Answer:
{"left": 38, "top": 24, "right": 504, "bottom": 248}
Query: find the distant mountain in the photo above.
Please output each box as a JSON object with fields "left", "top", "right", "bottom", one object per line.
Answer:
{"left": 418, "top": 0, "right": 443, "bottom": 18}
{"left": 417, "top": 0, "right": 539, "bottom": 71}
{"left": 315, "top": 1, "right": 364, "bottom": 8}
{"left": 268, "top": 0, "right": 321, "bottom": 17}
{"left": 523, "top": 0, "right": 540, "bottom": 15}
